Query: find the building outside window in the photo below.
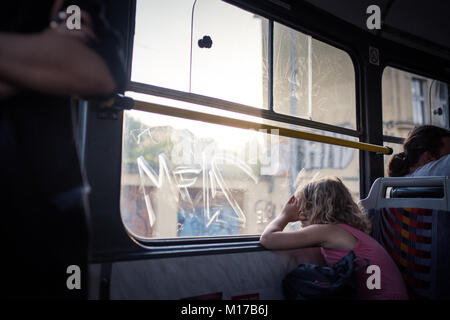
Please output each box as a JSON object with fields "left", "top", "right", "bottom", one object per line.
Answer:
{"left": 411, "top": 78, "right": 427, "bottom": 125}
{"left": 382, "top": 67, "right": 449, "bottom": 173}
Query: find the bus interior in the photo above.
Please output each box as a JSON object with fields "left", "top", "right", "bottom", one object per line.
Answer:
{"left": 4, "top": 0, "right": 450, "bottom": 301}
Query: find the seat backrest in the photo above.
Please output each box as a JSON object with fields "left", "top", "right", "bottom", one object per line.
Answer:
{"left": 360, "top": 176, "right": 450, "bottom": 211}
{"left": 390, "top": 186, "right": 444, "bottom": 198}
{"left": 361, "top": 177, "right": 450, "bottom": 299}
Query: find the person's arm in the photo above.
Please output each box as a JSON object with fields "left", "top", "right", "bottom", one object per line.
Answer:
{"left": 0, "top": 81, "right": 18, "bottom": 99}
{"left": 259, "top": 195, "right": 330, "bottom": 250}
{"left": 0, "top": 27, "right": 116, "bottom": 97}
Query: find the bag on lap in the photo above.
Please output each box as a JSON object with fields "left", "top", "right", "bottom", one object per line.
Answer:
{"left": 282, "top": 250, "right": 369, "bottom": 300}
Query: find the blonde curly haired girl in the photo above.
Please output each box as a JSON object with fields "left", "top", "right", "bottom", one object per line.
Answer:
{"left": 260, "top": 176, "right": 408, "bottom": 300}
{"left": 294, "top": 177, "right": 371, "bottom": 233}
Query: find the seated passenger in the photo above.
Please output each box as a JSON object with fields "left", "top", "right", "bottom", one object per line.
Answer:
{"left": 260, "top": 177, "right": 408, "bottom": 300}
{"left": 387, "top": 125, "right": 450, "bottom": 177}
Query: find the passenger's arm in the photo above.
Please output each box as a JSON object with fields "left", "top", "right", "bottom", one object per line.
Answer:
{"left": 0, "top": 82, "right": 18, "bottom": 99}
{"left": 0, "top": 27, "right": 116, "bottom": 97}
{"left": 259, "top": 196, "right": 329, "bottom": 250}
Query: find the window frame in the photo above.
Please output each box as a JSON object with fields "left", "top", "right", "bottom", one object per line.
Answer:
{"left": 77, "top": 0, "right": 402, "bottom": 263}
{"left": 381, "top": 65, "right": 450, "bottom": 143}
{"left": 84, "top": 0, "right": 450, "bottom": 262}
{"left": 121, "top": 0, "right": 362, "bottom": 248}
{"left": 380, "top": 63, "right": 450, "bottom": 178}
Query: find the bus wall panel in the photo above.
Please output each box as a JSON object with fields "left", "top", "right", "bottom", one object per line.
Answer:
{"left": 105, "top": 248, "right": 324, "bottom": 300}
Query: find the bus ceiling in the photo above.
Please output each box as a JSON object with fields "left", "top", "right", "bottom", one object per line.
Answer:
{"left": 225, "top": 0, "right": 450, "bottom": 62}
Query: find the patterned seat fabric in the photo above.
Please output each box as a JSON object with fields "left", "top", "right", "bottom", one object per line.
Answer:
{"left": 369, "top": 208, "right": 450, "bottom": 300}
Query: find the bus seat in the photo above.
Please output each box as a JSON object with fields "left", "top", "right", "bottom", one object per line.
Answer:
{"left": 389, "top": 186, "right": 444, "bottom": 198}
{"left": 360, "top": 177, "right": 450, "bottom": 299}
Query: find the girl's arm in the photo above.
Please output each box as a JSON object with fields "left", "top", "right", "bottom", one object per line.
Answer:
{"left": 259, "top": 195, "right": 331, "bottom": 250}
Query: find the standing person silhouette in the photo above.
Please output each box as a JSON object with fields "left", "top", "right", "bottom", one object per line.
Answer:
{"left": 0, "top": 0, "right": 125, "bottom": 299}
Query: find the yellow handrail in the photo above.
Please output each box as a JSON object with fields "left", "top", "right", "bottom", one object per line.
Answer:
{"left": 133, "top": 99, "right": 392, "bottom": 155}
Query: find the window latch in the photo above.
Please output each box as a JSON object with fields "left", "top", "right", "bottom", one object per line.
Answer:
{"left": 94, "top": 94, "right": 134, "bottom": 120}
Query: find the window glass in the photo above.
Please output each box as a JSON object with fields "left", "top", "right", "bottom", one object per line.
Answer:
{"left": 382, "top": 142, "right": 404, "bottom": 176}
{"left": 411, "top": 79, "right": 426, "bottom": 124}
{"left": 131, "top": 0, "right": 268, "bottom": 109}
{"left": 127, "top": 0, "right": 361, "bottom": 241}
{"left": 121, "top": 109, "right": 360, "bottom": 240}
{"left": 431, "top": 81, "right": 449, "bottom": 129}
{"left": 272, "top": 22, "right": 356, "bottom": 129}
{"left": 382, "top": 67, "right": 449, "bottom": 138}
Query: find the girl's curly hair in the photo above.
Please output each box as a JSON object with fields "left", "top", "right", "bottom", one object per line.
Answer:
{"left": 294, "top": 176, "right": 371, "bottom": 234}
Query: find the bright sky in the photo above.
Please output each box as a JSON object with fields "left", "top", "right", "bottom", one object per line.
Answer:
{"left": 131, "top": 0, "right": 266, "bottom": 108}
{"left": 128, "top": 0, "right": 269, "bottom": 149}
{"left": 125, "top": 92, "right": 264, "bottom": 150}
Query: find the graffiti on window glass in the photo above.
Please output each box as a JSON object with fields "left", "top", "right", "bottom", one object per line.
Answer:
{"left": 121, "top": 113, "right": 357, "bottom": 239}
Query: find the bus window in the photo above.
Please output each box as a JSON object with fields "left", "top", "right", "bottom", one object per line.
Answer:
{"left": 120, "top": 107, "right": 360, "bottom": 240}
{"left": 382, "top": 66, "right": 449, "bottom": 174}
{"left": 273, "top": 22, "right": 356, "bottom": 129}
{"left": 131, "top": 0, "right": 268, "bottom": 109}
{"left": 431, "top": 81, "right": 449, "bottom": 129}
{"left": 382, "top": 66, "right": 449, "bottom": 137}
{"left": 382, "top": 141, "right": 404, "bottom": 174}
{"left": 124, "top": 0, "right": 360, "bottom": 242}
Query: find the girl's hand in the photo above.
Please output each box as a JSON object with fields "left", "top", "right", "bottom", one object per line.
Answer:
{"left": 281, "top": 195, "right": 300, "bottom": 222}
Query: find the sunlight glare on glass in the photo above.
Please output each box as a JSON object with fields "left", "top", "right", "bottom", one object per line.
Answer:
{"left": 132, "top": 0, "right": 267, "bottom": 109}
{"left": 125, "top": 91, "right": 265, "bottom": 150}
